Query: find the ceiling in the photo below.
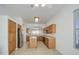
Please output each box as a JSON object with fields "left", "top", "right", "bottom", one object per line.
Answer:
{"left": 0, "top": 4, "right": 65, "bottom": 24}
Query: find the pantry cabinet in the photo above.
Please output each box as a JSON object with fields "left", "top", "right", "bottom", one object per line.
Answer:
{"left": 8, "top": 19, "right": 16, "bottom": 54}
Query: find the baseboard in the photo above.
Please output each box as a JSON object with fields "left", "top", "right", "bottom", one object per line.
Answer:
{"left": 56, "top": 48, "right": 63, "bottom": 55}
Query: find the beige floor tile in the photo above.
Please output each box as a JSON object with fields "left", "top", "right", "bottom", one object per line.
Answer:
{"left": 11, "top": 41, "right": 61, "bottom": 55}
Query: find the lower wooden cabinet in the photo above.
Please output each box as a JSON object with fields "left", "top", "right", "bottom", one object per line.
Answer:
{"left": 48, "top": 38, "right": 55, "bottom": 48}
{"left": 37, "top": 36, "right": 43, "bottom": 41}
{"left": 29, "top": 37, "right": 37, "bottom": 48}
{"left": 45, "top": 37, "right": 48, "bottom": 46}
{"left": 43, "top": 37, "right": 55, "bottom": 49}
{"left": 26, "top": 36, "right": 30, "bottom": 41}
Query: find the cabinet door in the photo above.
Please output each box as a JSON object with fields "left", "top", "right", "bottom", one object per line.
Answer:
{"left": 12, "top": 32, "right": 16, "bottom": 50}
{"left": 46, "top": 24, "right": 56, "bottom": 33}
{"left": 52, "top": 24, "right": 56, "bottom": 33}
{"left": 43, "top": 37, "right": 45, "bottom": 43}
{"left": 45, "top": 38, "right": 48, "bottom": 46}
{"left": 29, "top": 37, "right": 37, "bottom": 48}
{"left": 8, "top": 33, "right": 13, "bottom": 54}
{"left": 49, "top": 24, "right": 56, "bottom": 33}
{"left": 8, "top": 20, "right": 16, "bottom": 54}
{"left": 48, "top": 39, "right": 55, "bottom": 48}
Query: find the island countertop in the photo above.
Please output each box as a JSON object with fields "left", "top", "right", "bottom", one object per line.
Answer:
{"left": 28, "top": 36, "right": 37, "bottom": 48}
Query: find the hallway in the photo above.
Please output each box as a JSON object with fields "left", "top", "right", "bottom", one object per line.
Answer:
{"left": 11, "top": 41, "right": 61, "bottom": 55}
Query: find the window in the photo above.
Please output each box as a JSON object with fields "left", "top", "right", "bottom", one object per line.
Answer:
{"left": 31, "top": 29, "right": 43, "bottom": 35}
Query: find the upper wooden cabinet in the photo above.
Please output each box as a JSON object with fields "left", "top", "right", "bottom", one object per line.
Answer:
{"left": 48, "top": 24, "right": 56, "bottom": 33}
{"left": 44, "top": 24, "right": 56, "bottom": 33}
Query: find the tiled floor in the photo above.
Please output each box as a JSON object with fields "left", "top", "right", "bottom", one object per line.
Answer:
{"left": 12, "top": 41, "right": 61, "bottom": 55}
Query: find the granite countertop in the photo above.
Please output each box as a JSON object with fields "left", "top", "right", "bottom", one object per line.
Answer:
{"left": 26, "top": 33, "right": 55, "bottom": 39}
{"left": 43, "top": 33, "right": 55, "bottom": 38}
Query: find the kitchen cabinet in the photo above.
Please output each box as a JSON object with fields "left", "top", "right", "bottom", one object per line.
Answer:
{"left": 43, "top": 37, "right": 45, "bottom": 43}
{"left": 26, "top": 36, "right": 30, "bottom": 41}
{"left": 48, "top": 24, "right": 56, "bottom": 33}
{"left": 45, "top": 37, "right": 48, "bottom": 46}
{"left": 29, "top": 36, "right": 37, "bottom": 48}
{"left": 37, "top": 36, "right": 43, "bottom": 41}
{"left": 44, "top": 24, "right": 56, "bottom": 33}
{"left": 48, "top": 38, "right": 55, "bottom": 48}
{"left": 43, "top": 37, "right": 55, "bottom": 49}
{"left": 8, "top": 19, "right": 16, "bottom": 54}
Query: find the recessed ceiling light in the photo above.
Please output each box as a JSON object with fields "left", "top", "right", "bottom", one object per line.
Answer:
{"left": 34, "top": 17, "right": 39, "bottom": 22}
{"left": 41, "top": 4, "right": 46, "bottom": 7}
{"left": 34, "top": 4, "right": 46, "bottom": 7}
{"left": 34, "top": 4, "right": 39, "bottom": 7}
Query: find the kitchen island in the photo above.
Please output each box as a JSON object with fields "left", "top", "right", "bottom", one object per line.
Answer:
{"left": 28, "top": 36, "right": 37, "bottom": 48}
{"left": 26, "top": 34, "right": 55, "bottom": 49}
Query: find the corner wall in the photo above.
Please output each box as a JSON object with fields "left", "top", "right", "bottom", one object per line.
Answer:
{"left": 0, "top": 16, "right": 8, "bottom": 55}
{"left": 47, "top": 5, "right": 79, "bottom": 55}
{"left": 0, "top": 16, "right": 24, "bottom": 55}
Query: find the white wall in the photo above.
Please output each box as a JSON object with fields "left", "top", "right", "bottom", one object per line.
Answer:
{"left": 0, "top": 16, "right": 8, "bottom": 55}
{"left": 15, "top": 17, "right": 23, "bottom": 25}
{"left": 47, "top": 5, "right": 79, "bottom": 55}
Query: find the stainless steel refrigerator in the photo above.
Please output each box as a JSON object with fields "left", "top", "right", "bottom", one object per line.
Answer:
{"left": 17, "top": 28, "right": 23, "bottom": 48}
